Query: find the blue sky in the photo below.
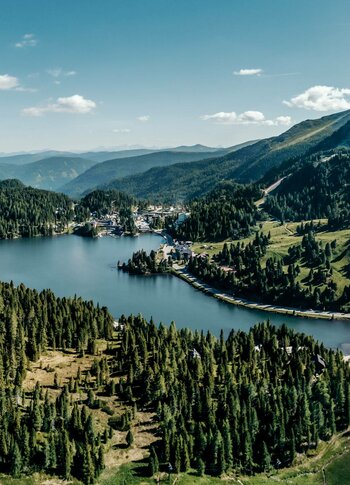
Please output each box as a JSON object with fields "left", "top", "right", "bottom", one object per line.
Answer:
{"left": 1, "top": 0, "right": 350, "bottom": 152}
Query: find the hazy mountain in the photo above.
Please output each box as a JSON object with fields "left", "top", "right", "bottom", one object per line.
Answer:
{"left": 0, "top": 149, "right": 157, "bottom": 166}
{"left": 0, "top": 145, "right": 227, "bottom": 194}
{"left": 0, "top": 151, "right": 77, "bottom": 165}
{"left": 169, "top": 144, "right": 223, "bottom": 153}
{"left": 99, "top": 110, "right": 350, "bottom": 202}
{"left": 0, "top": 145, "right": 222, "bottom": 165}
{"left": 0, "top": 156, "right": 97, "bottom": 191}
{"left": 77, "top": 148, "right": 158, "bottom": 163}
{"left": 60, "top": 148, "right": 230, "bottom": 197}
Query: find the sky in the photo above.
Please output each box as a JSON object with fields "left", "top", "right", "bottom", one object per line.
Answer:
{"left": 1, "top": 0, "right": 350, "bottom": 152}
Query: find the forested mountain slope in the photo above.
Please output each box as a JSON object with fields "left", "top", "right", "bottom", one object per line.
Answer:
{"left": 0, "top": 283, "right": 348, "bottom": 484}
{"left": 112, "top": 316, "right": 350, "bottom": 476}
{"left": 0, "top": 180, "right": 75, "bottom": 238}
{"left": 263, "top": 150, "right": 350, "bottom": 228}
{"left": 101, "top": 110, "right": 350, "bottom": 202}
{"left": 60, "top": 149, "right": 230, "bottom": 197}
{"left": 0, "top": 280, "right": 113, "bottom": 484}
{"left": 168, "top": 182, "right": 261, "bottom": 241}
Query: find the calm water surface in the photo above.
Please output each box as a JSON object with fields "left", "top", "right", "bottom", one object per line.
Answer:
{"left": 0, "top": 234, "right": 349, "bottom": 350}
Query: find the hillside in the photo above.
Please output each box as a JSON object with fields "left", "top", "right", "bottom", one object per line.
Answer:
{"left": 101, "top": 110, "right": 350, "bottom": 202}
{"left": 0, "top": 156, "right": 98, "bottom": 190}
{"left": 191, "top": 220, "right": 350, "bottom": 312}
{"left": 60, "top": 149, "right": 229, "bottom": 197}
{"left": 0, "top": 150, "right": 76, "bottom": 165}
{"left": 17, "top": 156, "right": 97, "bottom": 190}
{"left": 263, "top": 149, "right": 350, "bottom": 228}
{"left": 0, "top": 289, "right": 348, "bottom": 485}
{"left": 0, "top": 146, "right": 223, "bottom": 166}
{"left": 0, "top": 149, "right": 155, "bottom": 165}
{"left": 233, "top": 109, "right": 350, "bottom": 182}
{"left": 78, "top": 148, "right": 158, "bottom": 162}
{"left": 0, "top": 180, "right": 75, "bottom": 238}
{"left": 0, "top": 180, "right": 142, "bottom": 239}
{"left": 169, "top": 181, "right": 261, "bottom": 241}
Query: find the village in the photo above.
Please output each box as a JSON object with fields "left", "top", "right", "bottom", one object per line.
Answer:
{"left": 76, "top": 203, "right": 191, "bottom": 242}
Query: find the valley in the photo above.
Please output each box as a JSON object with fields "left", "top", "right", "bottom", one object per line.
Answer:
{"left": 0, "top": 111, "right": 349, "bottom": 485}
{"left": 3, "top": 3, "right": 350, "bottom": 484}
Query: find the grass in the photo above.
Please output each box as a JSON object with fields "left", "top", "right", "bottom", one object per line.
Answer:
{"left": 0, "top": 474, "right": 81, "bottom": 485}
{"left": 97, "top": 429, "right": 350, "bottom": 485}
{"left": 192, "top": 220, "right": 350, "bottom": 306}
{"left": 325, "top": 449, "right": 350, "bottom": 484}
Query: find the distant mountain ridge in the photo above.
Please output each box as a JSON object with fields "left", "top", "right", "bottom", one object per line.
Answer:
{"left": 0, "top": 145, "right": 228, "bottom": 194}
{"left": 0, "top": 144, "right": 222, "bottom": 165}
{"left": 59, "top": 148, "right": 231, "bottom": 197}
{"left": 0, "top": 156, "right": 97, "bottom": 191}
{"left": 99, "top": 110, "right": 350, "bottom": 202}
{"left": 2, "top": 111, "right": 350, "bottom": 201}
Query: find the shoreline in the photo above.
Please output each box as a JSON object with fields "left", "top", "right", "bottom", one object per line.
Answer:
{"left": 171, "top": 265, "right": 350, "bottom": 322}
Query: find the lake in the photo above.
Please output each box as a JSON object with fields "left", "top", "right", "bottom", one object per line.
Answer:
{"left": 0, "top": 233, "right": 349, "bottom": 351}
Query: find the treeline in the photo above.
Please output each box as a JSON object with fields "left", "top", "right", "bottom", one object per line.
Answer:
{"left": 263, "top": 151, "right": 350, "bottom": 229}
{"left": 0, "top": 180, "right": 74, "bottom": 239}
{"left": 112, "top": 316, "right": 350, "bottom": 476}
{"left": 0, "top": 182, "right": 139, "bottom": 239}
{"left": 0, "top": 281, "right": 114, "bottom": 483}
{"left": 168, "top": 182, "right": 261, "bottom": 242}
{"left": 187, "top": 231, "right": 349, "bottom": 311}
{"left": 120, "top": 249, "right": 172, "bottom": 274}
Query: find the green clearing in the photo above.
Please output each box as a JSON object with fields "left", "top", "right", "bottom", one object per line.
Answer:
{"left": 0, "top": 416, "right": 348, "bottom": 485}
{"left": 97, "top": 430, "right": 350, "bottom": 485}
{"left": 192, "top": 220, "right": 350, "bottom": 303}
{"left": 325, "top": 449, "right": 350, "bottom": 485}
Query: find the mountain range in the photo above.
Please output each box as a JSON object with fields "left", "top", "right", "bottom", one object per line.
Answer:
{"left": 0, "top": 145, "right": 228, "bottom": 194}
{"left": 0, "top": 156, "right": 97, "bottom": 191}
{"left": 60, "top": 148, "right": 233, "bottom": 197}
{"left": 99, "top": 110, "right": 350, "bottom": 202}
{"left": 0, "top": 110, "right": 350, "bottom": 200}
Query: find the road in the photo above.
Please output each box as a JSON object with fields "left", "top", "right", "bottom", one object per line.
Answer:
{"left": 172, "top": 264, "right": 350, "bottom": 322}
{"left": 255, "top": 176, "right": 288, "bottom": 208}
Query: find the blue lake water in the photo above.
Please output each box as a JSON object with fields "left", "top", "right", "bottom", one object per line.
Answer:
{"left": 0, "top": 233, "right": 349, "bottom": 350}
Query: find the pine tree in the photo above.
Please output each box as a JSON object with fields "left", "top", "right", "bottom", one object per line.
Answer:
{"left": 10, "top": 442, "right": 22, "bottom": 477}
{"left": 148, "top": 446, "right": 159, "bottom": 476}
{"left": 197, "top": 457, "right": 205, "bottom": 476}
{"left": 126, "top": 429, "right": 134, "bottom": 448}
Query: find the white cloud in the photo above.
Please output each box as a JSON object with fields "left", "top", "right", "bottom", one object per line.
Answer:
{"left": 137, "top": 115, "right": 150, "bottom": 122}
{"left": 284, "top": 85, "right": 350, "bottom": 112}
{"left": 47, "top": 68, "right": 77, "bottom": 78}
{"left": 275, "top": 115, "right": 292, "bottom": 126}
{"left": 233, "top": 68, "right": 263, "bottom": 76}
{"left": 22, "top": 94, "right": 96, "bottom": 117}
{"left": 0, "top": 74, "right": 19, "bottom": 90}
{"left": 0, "top": 73, "right": 37, "bottom": 93}
{"left": 22, "top": 107, "right": 45, "bottom": 117}
{"left": 201, "top": 110, "right": 292, "bottom": 126}
{"left": 14, "top": 86, "right": 37, "bottom": 93}
{"left": 15, "top": 33, "right": 38, "bottom": 48}
{"left": 113, "top": 128, "right": 131, "bottom": 133}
